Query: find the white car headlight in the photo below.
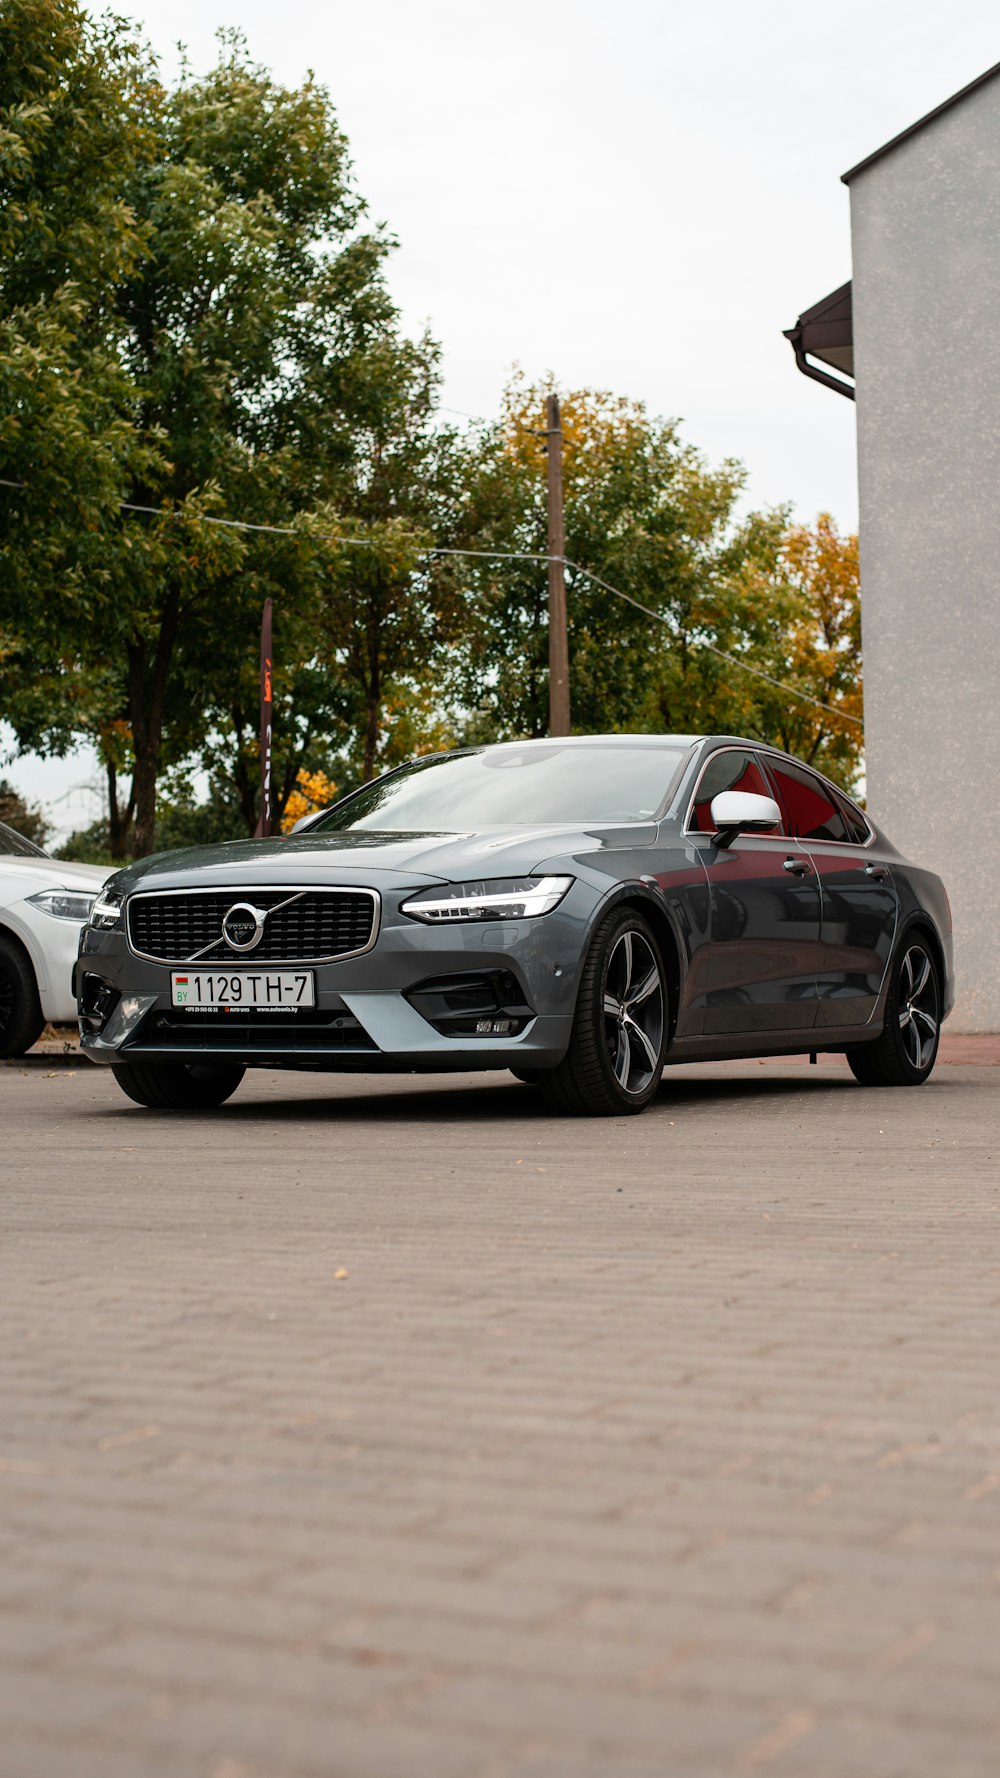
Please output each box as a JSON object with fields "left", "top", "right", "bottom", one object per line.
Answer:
{"left": 88, "top": 886, "right": 126, "bottom": 930}
{"left": 26, "top": 888, "right": 98, "bottom": 923}
{"left": 400, "top": 876, "right": 573, "bottom": 923}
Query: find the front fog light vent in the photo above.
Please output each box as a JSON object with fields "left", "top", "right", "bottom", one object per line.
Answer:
{"left": 80, "top": 975, "right": 120, "bottom": 1033}
{"left": 406, "top": 971, "right": 534, "bottom": 1039}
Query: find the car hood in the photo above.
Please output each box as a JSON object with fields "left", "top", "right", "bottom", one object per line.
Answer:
{"left": 0, "top": 857, "right": 112, "bottom": 892}
{"left": 111, "top": 824, "right": 660, "bottom": 894}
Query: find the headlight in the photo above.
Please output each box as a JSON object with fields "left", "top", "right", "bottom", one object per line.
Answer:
{"left": 88, "top": 886, "right": 126, "bottom": 930}
{"left": 26, "top": 888, "right": 97, "bottom": 923}
{"left": 400, "top": 876, "right": 573, "bottom": 923}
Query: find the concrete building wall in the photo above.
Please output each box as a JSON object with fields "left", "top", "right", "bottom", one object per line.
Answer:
{"left": 849, "top": 76, "right": 1000, "bottom": 1031}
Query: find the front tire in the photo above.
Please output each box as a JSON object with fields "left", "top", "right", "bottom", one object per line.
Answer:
{"left": 111, "top": 1059, "right": 246, "bottom": 1109}
{"left": 846, "top": 936, "right": 941, "bottom": 1087}
{"left": 0, "top": 933, "right": 45, "bottom": 1059}
{"left": 539, "top": 909, "right": 669, "bottom": 1116}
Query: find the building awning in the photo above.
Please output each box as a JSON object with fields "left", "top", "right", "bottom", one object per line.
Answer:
{"left": 783, "top": 281, "right": 855, "bottom": 400}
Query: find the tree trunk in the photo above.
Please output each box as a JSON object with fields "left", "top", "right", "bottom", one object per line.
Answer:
{"left": 231, "top": 710, "right": 259, "bottom": 835}
{"left": 362, "top": 630, "right": 380, "bottom": 781}
{"left": 275, "top": 725, "right": 312, "bottom": 827}
{"left": 362, "top": 691, "right": 379, "bottom": 782}
{"left": 130, "top": 743, "right": 159, "bottom": 859}
{"left": 105, "top": 757, "right": 128, "bottom": 860}
{"left": 127, "top": 589, "right": 181, "bottom": 857}
{"left": 106, "top": 759, "right": 134, "bottom": 861}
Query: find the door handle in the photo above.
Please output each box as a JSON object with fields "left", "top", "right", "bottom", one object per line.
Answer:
{"left": 865, "top": 863, "right": 888, "bottom": 881}
{"left": 783, "top": 857, "right": 809, "bottom": 876}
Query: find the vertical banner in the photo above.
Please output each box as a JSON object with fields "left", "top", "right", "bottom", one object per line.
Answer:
{"left": 546, "top": 393, "right": 570, "bottom": 735}
{"left": 254, "top": 597, "right": 273, "bottom": 839}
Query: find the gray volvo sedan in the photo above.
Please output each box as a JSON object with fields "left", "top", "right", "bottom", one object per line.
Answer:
{"left": 77, "top": 734, "right": 953, "bottom": 1115}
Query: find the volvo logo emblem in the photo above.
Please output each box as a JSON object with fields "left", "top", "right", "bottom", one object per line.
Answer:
{"left": 221, "top": 902, "right": 267, "bottom": 953}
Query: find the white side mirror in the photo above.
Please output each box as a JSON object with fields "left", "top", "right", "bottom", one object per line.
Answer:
{"left": 709, "top": 790, "right": 781, "bottom": 847}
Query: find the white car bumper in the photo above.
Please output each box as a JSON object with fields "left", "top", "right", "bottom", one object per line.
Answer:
{"left": 1, "top": 903, "right": 86, "bottom": 1023}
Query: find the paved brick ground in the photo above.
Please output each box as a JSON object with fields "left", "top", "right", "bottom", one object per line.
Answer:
{"left": 2, "top": 1055, "right": 999, "bottom": 1778}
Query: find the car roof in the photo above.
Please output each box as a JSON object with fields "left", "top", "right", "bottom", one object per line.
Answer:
{"left": 477, "top": 734, "right": 703, "bottom": 750}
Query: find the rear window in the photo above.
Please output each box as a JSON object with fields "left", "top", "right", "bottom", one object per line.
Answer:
{"left": 765, "top": 758, "right": 860, "bottom": 843}
{"left": 834, "top": 792, "right": 871, "bottom": 844}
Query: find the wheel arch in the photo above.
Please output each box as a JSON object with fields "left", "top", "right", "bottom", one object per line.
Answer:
{"left": 896, "top": 913, "right": 947, "bottom": 997}
{"left": 581, "top": 884, "right": 684, "bottom": 1044}
{"left": 869, "top": 910, "right": 948, "bottom": 1035}
{"left": 0, "top": 916, "right": 43, "bottom": 990}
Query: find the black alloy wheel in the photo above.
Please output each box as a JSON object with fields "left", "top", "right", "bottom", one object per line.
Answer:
{"left": 538, "top": 908, "right": 669, "bottom": 1116}
{"left": 111, "top": 1059, "right": 246, "bottom": 1110}
{"left": 0, "top": 933, "right": 45, "bottom": 1059}
{"left": 847, "top": 936, "right": 941, "bottom": 1087}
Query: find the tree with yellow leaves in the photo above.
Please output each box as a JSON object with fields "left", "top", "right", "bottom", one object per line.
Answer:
{"left": 281, "top": 768, "right": 339, "bottom": 833}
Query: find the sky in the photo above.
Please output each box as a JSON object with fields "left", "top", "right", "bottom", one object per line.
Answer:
{"left": 7, "top": 0, "right": 1000, "bottom": 838}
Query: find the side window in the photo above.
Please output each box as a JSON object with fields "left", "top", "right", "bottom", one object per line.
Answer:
{"left": 765, "top": 758, "right": 850, "bottom": 843}
{"left": 688, "top": 750, "right": 775, "bottom": 834}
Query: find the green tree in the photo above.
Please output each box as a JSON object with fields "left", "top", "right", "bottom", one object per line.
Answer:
{"left": 1, "top": 16, "right": 425, "bottom": 854}
{"left": 0, "top": 776, "right": 49, "bottom": 847}
{"left": 186, "top": 328, "right": 469, "bottom": 826}
{"left": 449, "top": 377, "right": 862, "bottom": 787}
{"left": 447, "top": 376, "right": 754, "bottom": 737}
{"left": 0, "top": 0, "right": 161, "bottom": 828}
{"left": 298, "top": 333, "right": 469, "bottom": 783}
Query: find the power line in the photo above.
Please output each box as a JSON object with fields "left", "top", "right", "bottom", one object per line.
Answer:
{"left": 0, "top": 478, "right": 863, "bottom": 730}
{"left": 558, "top": 561, "right": 864, "bottom": 730}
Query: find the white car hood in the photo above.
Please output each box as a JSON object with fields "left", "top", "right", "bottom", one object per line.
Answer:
{"left": 0, "top": 856, "right": 112, "bottom": 899}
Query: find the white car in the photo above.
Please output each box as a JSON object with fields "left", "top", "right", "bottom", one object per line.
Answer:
{"left": 0, "top": 820, "right": 111, "bottom": 1056}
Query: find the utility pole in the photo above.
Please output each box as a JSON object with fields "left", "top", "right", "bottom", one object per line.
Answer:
{"left": 546, "top": 393, "right": 570, "bottom": 735}
{"left": 253, "top": 597, "right": 273, "bottom": 838}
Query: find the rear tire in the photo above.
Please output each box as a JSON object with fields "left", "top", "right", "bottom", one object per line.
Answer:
{"left": 0, "top": 932, "right": 45, "bottom": 1059}
{"left": 111, "top": 1059, "right": 246, "bottom": 1109}
{"left": 538, "top": 908, "right": 669, "bottom": 1117}
{"left": 846, "top": 935, "right": 941, "bottom": 1087}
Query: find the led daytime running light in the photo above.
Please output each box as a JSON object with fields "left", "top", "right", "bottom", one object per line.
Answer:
{"left": 89, "top": 886, "right": 126, "bottom": 929}
{"left": 401, "top": 876, "right": 572, "bottom": 923}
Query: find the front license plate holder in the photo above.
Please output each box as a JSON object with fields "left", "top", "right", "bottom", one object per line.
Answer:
{"left": 170, "top": 970, "right": 316, "bottom": 1010}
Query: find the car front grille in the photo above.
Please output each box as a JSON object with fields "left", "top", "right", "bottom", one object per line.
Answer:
{"left": 127, "top": 887, "right": 378, "bottom": 965}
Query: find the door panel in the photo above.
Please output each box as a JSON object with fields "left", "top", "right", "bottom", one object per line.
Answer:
{"left": 805, "top": 848, "right": 898, "bottom": 1027}
{"left": 702, "top": 838, "right": 821, "bottom": 1034}
{"left": 759, "top": 753, "right": 899, "bottom": 1029}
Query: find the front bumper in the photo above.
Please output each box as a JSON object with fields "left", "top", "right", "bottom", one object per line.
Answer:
{"left": 76, "top": 887, "right": 592, "bottom": 1072}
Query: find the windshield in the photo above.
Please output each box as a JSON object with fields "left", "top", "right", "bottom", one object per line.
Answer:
{"left": 312, "top": 743, "right": 690, "bottom": 833}
{"left": 0, "top": 820, "right": 48, "bottom": 858}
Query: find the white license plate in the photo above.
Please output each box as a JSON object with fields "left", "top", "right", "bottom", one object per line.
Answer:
{"left": 170, "top": 970, "right": 315, "bottom": 1010}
